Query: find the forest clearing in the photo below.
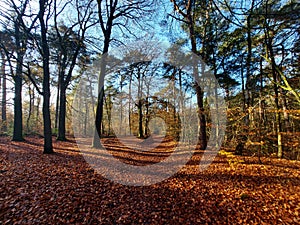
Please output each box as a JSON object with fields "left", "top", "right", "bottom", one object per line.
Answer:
{"left": 1, "top": 136, "right": 300, "bottom": 224}
{"left": 1, "top": 0, "right": 300, "bottom": 224}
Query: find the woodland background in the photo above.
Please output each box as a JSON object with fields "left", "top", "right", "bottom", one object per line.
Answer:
{"left": 0, "top": 0, "right": 299, "bottom": 157}
{"left": 1, "top": 1, "right": 300, "bottom": 224}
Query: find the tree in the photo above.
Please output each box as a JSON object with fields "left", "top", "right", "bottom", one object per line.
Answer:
{"left": 0, "top": 0, "right": 38, "bottom": 141}
{"left": 169, "top": 0, "right": 208, "bottom": 149}
{"left": 51, "top": 0, "right": 98, "bottom": 141}
{"left": 92, "top": 0, "right": 154, "bottom": 147}
{"left": 260, "top": 0, "right": 300, "bottom": 157}
{"left": 38, "top": 0, "right": 53, "bottom": 153}
{"left": 214, "top": 0, "right": 300, "bottom": 158}
{"left": 0, "top": 31, "right": 11, "bottom": 133}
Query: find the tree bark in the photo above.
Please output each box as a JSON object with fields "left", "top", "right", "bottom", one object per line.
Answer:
{"left": 26, "top": 85, "right": 34, "bottom": 133}
{"left": 92, "top": 27, "right": 111, "bottom": 148}
{"left": 245, "top": 15, "right": 253, "bottom": 127}
{"left": 1, "top": 54, "right": 7, "bottom": 133}
{"left": 57, "top": 84, "right": 67, "bottom": 141}
{"left": 280, "top": 90, "right": 290, "bottom": 132}
{"left": 39, "top": 0, "right": 53, "bottom": 154}
{"left": 128, "top": 72, "right": 133, "bottom": 135}
{"left": 187, "top": 9, "right": 207, "bottom": 150}
{"left": 195, "top": 84, "right": 207, "bottom": 149}
{"left": 270, "top": 51, "right": 283, "bottom": 158}
{"left": 138, "top": 100, "right": 144, "bottom": 138}
{"left": 258, "top": 57, "right": 264, "bottom": 163}
{"left": 92, "top": 50, "right": 108, "bottom": 147}
{"left": 12, "top": 18, "right": 25, "bottom": 141}
{"left": 55, "top": 74, "right": 60, "bottom": 132}
{"left": 12, "top": 70, "right": 24, "bottom": 141}
{"left": 264, "top": 0, "right": 283, "bottom": 158}
{"left": 93, "top": 86, "right": 104, "bottom": 147}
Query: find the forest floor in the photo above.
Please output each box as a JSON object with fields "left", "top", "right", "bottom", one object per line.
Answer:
{"left": 1, "top": 136, "right": 300, "bottom": 224}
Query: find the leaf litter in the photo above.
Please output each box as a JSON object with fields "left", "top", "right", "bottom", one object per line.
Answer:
{"left": 0, "top": 136, "right": 300, "bottom": 224}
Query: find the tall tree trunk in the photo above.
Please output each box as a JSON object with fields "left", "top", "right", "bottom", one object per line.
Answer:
{"left": 93, "top": 87, "right": 104, "bottom": 147}
{"left": 144, "top": 99, "right": 149, "bottom": 137}
{"left": 12, "top": 19, "right": 24, "bottom": 141}
{"left": 137, "top": 69, "right": 144, "bottom": 138}
{"left": 264, "top": 3, "right": 283, "bottom": 158}
{"left": 92, "top": 53, "right": 107, "bottom": 148}
{"left": 188, "top": 12, "right": 207, "bottom": 150}
{"left": 13, "top": 72, "right": 24, "bottom": 141}
{"left": 195, "top": 83, "right": 207, "bottom": 149}
{"left": 128, "top": 72, "right": 133, "bottom": 135}
{"left": 42, "top": 77, "right": 53, "bottom": 154}
{"left": 26, "top": 85, "right": 34, "bottom": 133}
{"left": 241, "top": 54, "right": 246, "bottom": 115}
{"left": 213, "top": 71, "right": 220, "bottom": 149}
{"left": 55, "top": 77, "right": 60, "bottom": 132}
{"left": 39, "top": 0, "right": 53, "bottom": 154}
{"left": 279, "top": 45, "right": 290, "bottom": 132}
{"left": 92, "top": 7, "right": 111, "bottom": 147}
{"left": 178, "top": 70, "right": 185, "bottom": 138}
{"left": 280, "top": 91, "right": 289, "bottom": 132}
{"left": 258, "top": 57, "right": 264, "bottom": 163}
{"left": 245, "top": 14, "right": 253, "bottom": 128}
{"left": 144, "top": 81, "right": 151, "bottom": 137}
{"left": 84, "top": 98, "right": 88, "bottom": 137}
{"left": 36, "top": 96, "right": 41, "bottom": 132}
{"left": 56, "top": 45, "right": 83, "bottom": 141}
{"left": 270, "top": 49, "right": 283, "bottom": 158}
{"left": 1, "top": 54, "right": 7, "bottom": 133}
{"left": 117, "top": 78, "right": 123, "bottom": 135}
{"left": 169, "top": 0, "right": 208, "bottom": 149}
{"left": 104, "top": 94, "right": 112, "bottom": 135}
{"left": 57, "top": 83, "right": 67, "bottom": 141}
{"left": 138, "top": 100, "right": 144, "bottom": 138}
